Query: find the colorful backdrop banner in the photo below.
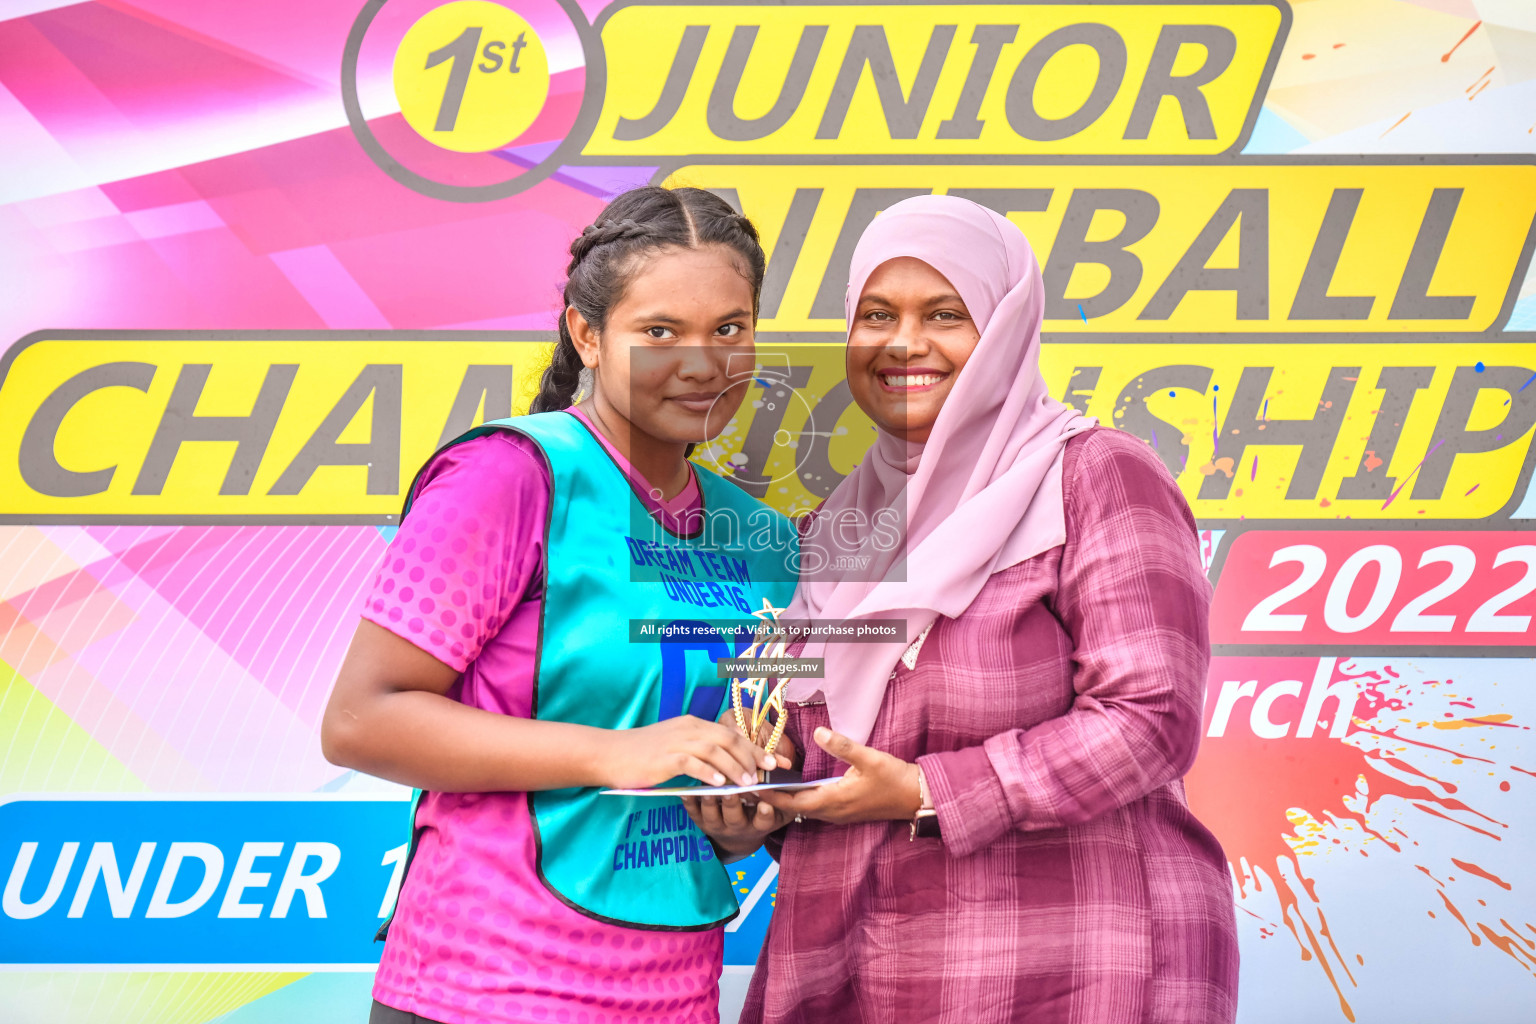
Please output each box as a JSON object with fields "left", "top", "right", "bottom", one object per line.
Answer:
{"left": 1, "top": 1, "right": 1533, "bottom": 1022}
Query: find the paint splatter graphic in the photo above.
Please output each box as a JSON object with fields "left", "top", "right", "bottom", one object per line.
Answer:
{"left": 1186, "top": 658, "right": 1535, "bottom": 1020}
{"left": 1441, "top": 21, "right": 1482, "bottom": 63}
{"left": 1197, "top": 529, "right": 1225, "bottom": 574}
{"left": 1199, "top": 457, "right": 1236, "bottom": 479}
{"left": 1382, "top": 439, "right": 1445, "bottom": 509}
{"left": 1509, "top": 371, "right": 1536, "bottom": 405}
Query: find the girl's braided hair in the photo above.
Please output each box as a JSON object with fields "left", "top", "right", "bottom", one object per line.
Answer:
{"left": 531, "top": 186, "right": 767, "bottom": 414}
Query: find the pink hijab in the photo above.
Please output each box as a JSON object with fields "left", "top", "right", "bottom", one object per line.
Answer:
{"left": 786, "top": 194, "right": 1096, "bottom": 745}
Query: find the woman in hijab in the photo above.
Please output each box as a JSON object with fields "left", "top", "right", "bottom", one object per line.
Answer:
{"left": 685, "top": 195, "right": 1238, "bottom": 1024}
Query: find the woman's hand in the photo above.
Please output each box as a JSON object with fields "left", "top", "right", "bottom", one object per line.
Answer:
{"left": 759, "top": 727, "right": 923, "bottom": 824}
{"left": 600, "top": 715, "right": 777, "bottom": 790}
{"left": 681, "top": 794, "right": 793, "bottom": 859}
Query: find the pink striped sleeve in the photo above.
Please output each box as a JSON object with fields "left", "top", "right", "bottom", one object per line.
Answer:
{"left": 920, "top": 430, "right": 1212, "bottom": 856}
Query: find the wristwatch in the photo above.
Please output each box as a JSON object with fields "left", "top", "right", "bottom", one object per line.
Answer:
{"left": 910, "top": 765, "right": 940, "bottom": 840}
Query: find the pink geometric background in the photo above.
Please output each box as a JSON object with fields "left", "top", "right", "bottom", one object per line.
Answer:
{"left": 0, "top": 0, "right": 640, "bottom": 340}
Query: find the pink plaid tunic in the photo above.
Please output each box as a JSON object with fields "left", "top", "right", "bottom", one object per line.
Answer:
{"left": 744, "top": 427, "right": 1238, "bottom": 1024}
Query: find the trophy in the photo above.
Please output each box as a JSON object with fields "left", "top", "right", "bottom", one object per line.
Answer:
{"left": 730, "top": 599, "right": 795, "bottom": 782}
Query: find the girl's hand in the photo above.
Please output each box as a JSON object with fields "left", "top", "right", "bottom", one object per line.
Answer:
{"left": 717, "top": 708, "right": 801, "bottom": 771}
{"left": 681, "top": 794, "right": 792, "bottom": 859}
{"left": 758, "top": 727, "right": 923, "bottom": 824}
{"left": 601, "top": 715, "right": 776, "bottom": 789}
{"left": 768, "top": 731, "right": 801, "bottom": 772}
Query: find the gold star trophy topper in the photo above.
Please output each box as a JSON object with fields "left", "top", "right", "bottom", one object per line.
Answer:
{"left": 731, "top": 599, "right": 794, "bottom": 782}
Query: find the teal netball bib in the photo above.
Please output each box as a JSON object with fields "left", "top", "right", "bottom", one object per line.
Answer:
{"left": 395, "top": 411, "right": 798, "bottom": 932}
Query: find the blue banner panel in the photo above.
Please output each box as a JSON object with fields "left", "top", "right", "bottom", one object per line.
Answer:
{"left": 0, "top": 796, "right": 411, "bottom": 968}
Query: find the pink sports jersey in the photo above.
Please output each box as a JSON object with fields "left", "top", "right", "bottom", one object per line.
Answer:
{"left": 363, "top": 408, "right": 723, "bottom": 1024}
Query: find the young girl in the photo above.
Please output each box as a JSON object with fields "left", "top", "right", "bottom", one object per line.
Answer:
{"left": 322, "top": 186, "right": 798, "bottom": 1024}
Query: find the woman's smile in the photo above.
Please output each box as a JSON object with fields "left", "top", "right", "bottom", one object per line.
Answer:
{"left": 876, "top": 366, "right": 950, "bottom": 392}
